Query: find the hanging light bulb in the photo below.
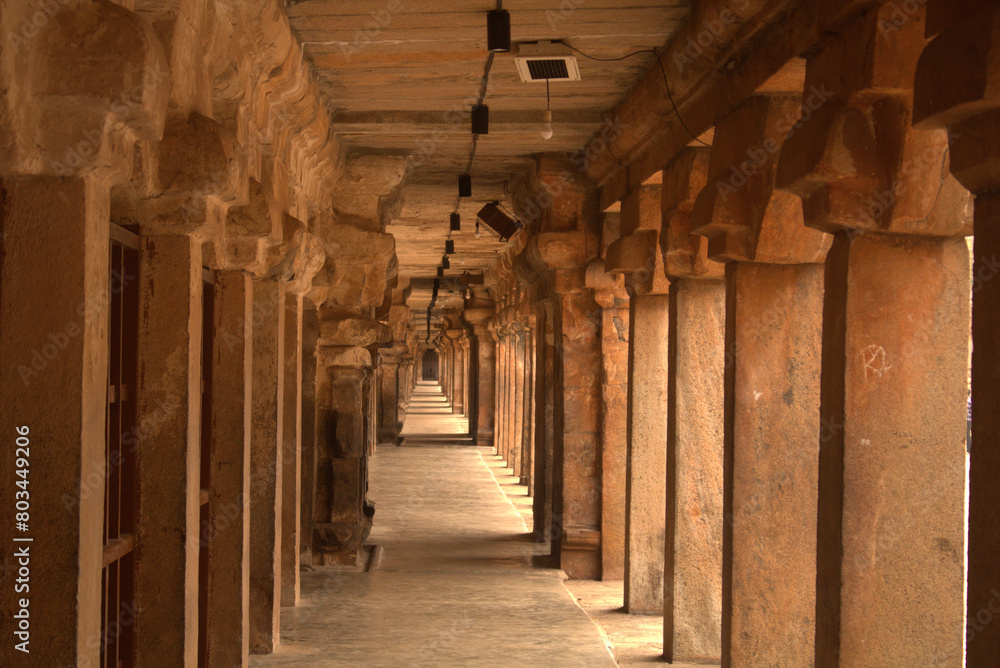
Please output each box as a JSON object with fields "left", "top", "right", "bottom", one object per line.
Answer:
{"left": 474, "top": 221, "right": 481, "bottom": 239}
{"left": 541, "top": 78, "right": 554, "bottom": 140}
{"left": 541, "top": 109, "right": 553, "bottom": 140}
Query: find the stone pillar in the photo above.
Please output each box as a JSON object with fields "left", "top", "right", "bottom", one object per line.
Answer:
{"left": 133, "top": 233, "right": 203, "bottom": 666}
{"left": 439, "top": 339, "right": 451, "bottom": 398}
{"left": 446, "top": 330, "right": 466, "bottom": 415}
{"left": 662, "top": 147, "right": 725, "bottom": 663}
{"left": 591, "top": 272, "right": 630, "bottom": 581}
{"left": 915, "top": 9, "right": 1000, "bottom": 661}
{"left": 504, "top": 323, "right": 515, "bottom": 463}
{"left": 462, "top": 338, "right": 471, "bottom": 418}
{"left": 607, "top": 183, "right": 669, "bottom": 614}
{"left": 311, "top": 312, "right": 389, "bottom": 564}
{"left": 311, "top": 358, "right": 333, "bottom": 559}
{"left": 248, "top": 278, "right": 285, "bottom": 654}
{"left": 494, "top": 324, "right": 508, "bottom": 458}
{"left": 511, "top": 323, "right": 526, "bottom": 477}
{"left": 205, "top": 270, "right": 253, "bottom": 667}
{"left": 299, "top": 308, "right": 319, "bottom": 575}
{"left": 511, "top": 157, "right": 604, "bottom": 579}
{"left": 666, "top": 278, "right": 726, "bottom": 660}
{"left": 692, "top": 93, "right": 833, "bottom": 666}
{"left": 0, "top": 177, "right": 108, "bottom": 667}
{"left": 965, "top": 188, "right": 1000, "bottom": 665}
{"left": 622, "top": 291, "right": 668, "bottom": 614}
{"left": 725, "top": 262, "right": 824, "bottom": 666}
{"left": 366, "top": 361, "right": 377, "bottom": 457}
{"left": 399, "top": 355, "right": 414, "bottom": 413}
{"left": 314, "top": 352, "right": 372, "bottom": 564}
{"left": 553, "top": 273, "right": 603, "bottom": 579}
{"left": 776, "top": 8, "right": 971, "bottom": 664}
{"left": 532, "top": 299, "right": 558, "bottom": 550}
{"left": 377, "top": 354, "right": 402, "bottom": 444}
{"left": 280, "top": 292, "right": 302, "bottom": 608}
{"left": 504, "top": 325, "right": 514, "bottom": 465}
{"left": 466, "top": 308, "right": 496, "bottom": 447}
{"left": 519, "top": 318, "right": 536, "bottom": 486}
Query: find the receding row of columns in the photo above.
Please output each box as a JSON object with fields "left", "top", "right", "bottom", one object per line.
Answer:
{"left": 0, "top": 190, "right": 420, "bottom": 668}
{"left": 478, "top": 5, "right": 985, "bottom": 665}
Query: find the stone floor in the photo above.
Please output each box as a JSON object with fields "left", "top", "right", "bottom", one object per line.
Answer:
{"left": 399, "top": 381, "right": 470, "bottom": 437}
{"left": 483, "top": 447, "right": 718, "bottom": 668}
{"left": 251, "top": 384, "right": 618, "bottom": 667}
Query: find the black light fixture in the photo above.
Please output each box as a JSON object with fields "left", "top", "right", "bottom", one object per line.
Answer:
{"left": 442, "top": 255, "right": 451, "bottom": 270}
{"left": 450, "top": 212, "right": 461, "bottom": 231}
{"left": 437, "top": 266, "right": 444, "bottom": 278}
{"left": 459, "top": 173, "right": 472, "bottom": 197}
{"left": 445, "top": 239, "right": 455, "bottom": 254}
{"left": 471, "top": 104, "right": 489, "bottom": 135}
{"left": 477, "top": 201, "right": 523, "bottom": 241}
{"left": 487, "top": 3, "right": 511, "bottom": 53}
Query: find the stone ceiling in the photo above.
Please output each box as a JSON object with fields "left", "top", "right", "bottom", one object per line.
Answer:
{"left": 287, "top": 0, "right": 692, "bottom": 311}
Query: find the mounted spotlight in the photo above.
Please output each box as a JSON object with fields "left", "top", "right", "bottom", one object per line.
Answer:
{"left": 477, "top": 201, "right": 523, "bottom": 241}
{"left": 487, "top": 4, "right": 511, "bottom": 53}
{"left": 442, "top": 255, "right": 451, "bottom": 270}
{"left": 471, "top": 104, "right": 489, "bottom": 135}
{"left": 458, "top": 173, "right": 472, "bottom": 198}
{"left": 445, "top": 239, "right": 455, "bottom": 255}
{"left": 450, "top": 212, "right": 461, "bottom": 231}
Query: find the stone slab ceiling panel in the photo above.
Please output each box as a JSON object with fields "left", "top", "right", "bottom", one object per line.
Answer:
{"left": 288, "top": 0, "right": 691, "bottom": 308}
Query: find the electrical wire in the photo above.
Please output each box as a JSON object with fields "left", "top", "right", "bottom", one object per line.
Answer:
{"left": 452, "top": 51, "right": 496, "bottom": 216}
{"left": 563, "top": 43, "right": 710, "bottom": 148}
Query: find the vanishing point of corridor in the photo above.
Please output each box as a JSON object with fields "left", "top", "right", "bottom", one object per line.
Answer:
{"left": 250, "top": 383, "right": 617, "bottom": 667}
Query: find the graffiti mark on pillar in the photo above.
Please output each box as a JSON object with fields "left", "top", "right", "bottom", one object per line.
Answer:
{"left": 862, "top": 345, "right": 892, "bottom": 380}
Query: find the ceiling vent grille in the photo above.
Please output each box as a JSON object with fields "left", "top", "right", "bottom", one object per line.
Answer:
{"left": 515, "top": 41, "right": 581, "bottom": 83}
{"left": 526, "top": 59, "right": 570, "bottom": 80}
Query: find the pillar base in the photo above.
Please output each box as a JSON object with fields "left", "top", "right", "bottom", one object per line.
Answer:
{"left": 561, "top": 526, "right": 601, "bottom": 580}
{"left": 377, "top": 427, "right": 401, "bottom": 446}
{"left": 311, "top": 513, "right": 374, "bottom": 566}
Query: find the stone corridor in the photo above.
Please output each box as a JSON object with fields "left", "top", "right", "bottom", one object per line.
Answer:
{"left": 2, "top": 0, "right": 996, "bottom": 666}
{"left": 251, "top": 383, "right": 617, "bottom": 667}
